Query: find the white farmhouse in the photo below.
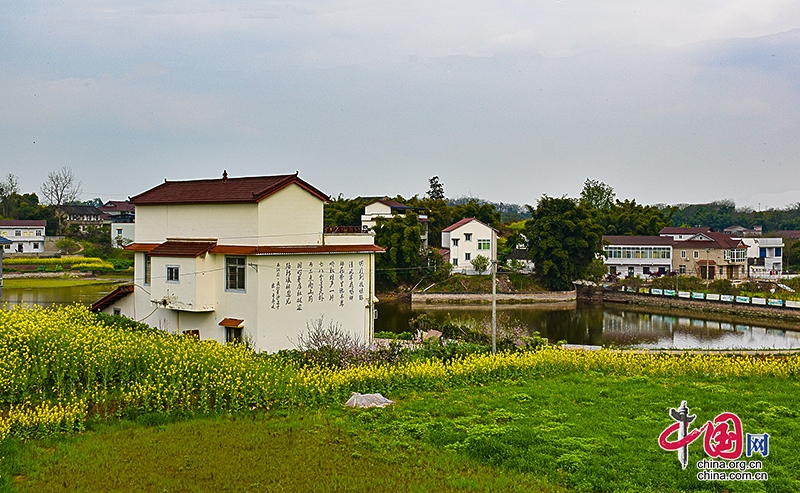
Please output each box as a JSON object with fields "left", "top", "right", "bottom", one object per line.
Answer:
{"left": 0, "top": 220, "right": 46, "bottom": 254}
{"left": 92, "top": 172, "right": 383, "bottom": 352}
{"left": 602, "top": 236, "right": 673, "bottom": 278}
{"left": 441, "top": 218, "right": 498, "bottom": 274}
{"left": 737, "top": 237, "right": 784, "bottom": 278}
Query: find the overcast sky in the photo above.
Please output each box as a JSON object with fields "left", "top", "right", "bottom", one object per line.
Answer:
{"left": 2, "top": 1, "right": 800, "bottom": 210}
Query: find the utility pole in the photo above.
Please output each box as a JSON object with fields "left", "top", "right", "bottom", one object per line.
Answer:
{"left": 491, "top": 259, "right": 497, "bottom": 354}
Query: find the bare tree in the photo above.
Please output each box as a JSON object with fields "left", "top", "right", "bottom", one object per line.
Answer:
{"left": 41, "top": 167, "right": 83, "bottom": 206}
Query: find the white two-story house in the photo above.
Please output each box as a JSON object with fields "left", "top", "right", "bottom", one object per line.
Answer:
{"left": 602, "top": 236, "right": 673, "bottom": 278}
{"left": 0, "top": 220, "right": 46, "bottom": 254}
{"left": 738, "top": 237, "right": 783, "bottom": 278}
{"left": 441, "top": 218, "right": 498, "bottom": 274}
{"left": 92, "top": 172, "right": 383, "bottom": 352}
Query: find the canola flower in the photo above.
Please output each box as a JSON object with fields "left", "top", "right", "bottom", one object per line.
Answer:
{"left": 1, "top": 304, "right": 799, "bottom": 440}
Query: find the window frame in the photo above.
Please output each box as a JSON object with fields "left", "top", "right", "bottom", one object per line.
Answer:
{"left": 452, "top": 238, "right": 459, "bottom": 247}
{"left": 477, "top": 239, "right": 491, "bottom": 251}
{"left": 225, "top": 256, "right": 247, "bottom": 292}
{"left": 144, "top": 254, "right": 152, "bottom": 285}
{"left": 464, "top": 233, "right": 472, "bottom": 241}
{"left": 465, "top": 252, "right": 471, "bottom": 261}
{"left": 166, "top": 265, "right": 180, "bottom": 284}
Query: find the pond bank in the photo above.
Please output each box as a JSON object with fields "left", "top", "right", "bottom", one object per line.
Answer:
{"left": 411, "top": 290, "right": 576, "bottom": 305}
{"left": 581, "top": 287, "right": 800, "bottom": 323}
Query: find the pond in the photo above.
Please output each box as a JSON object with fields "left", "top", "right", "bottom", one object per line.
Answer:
{"left": 376, "top": 301, "right": 800, "bottom": 350}
{"left": 3, "top": 282, "right": 799, "bottom": 350}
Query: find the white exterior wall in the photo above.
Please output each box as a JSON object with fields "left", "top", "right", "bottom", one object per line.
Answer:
{"left": 0, "top": 226, "right": 45, "bottom": 254}
{"left": 258, "top": 184, "right": 324, "bottom": 246}
{"left": 135, "top": 203, "right": 258, "bottom": 245}
{"left": 739, "top": 237, "right": 784, "bottom": 277}
{"left": 111, "top": 222, "right": 135, "bottom": 248}
{"left": 120, "top": 250, "right": 374, "bottom": 352}
{"left": 603, "top": 246, "right": 672, "bottom": 278}
{"left": 447, "top": 221, "right": 497, "bottom": 275}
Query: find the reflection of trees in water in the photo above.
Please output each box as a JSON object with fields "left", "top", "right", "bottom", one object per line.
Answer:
{"left": 374, "top": 301, "right": 797, "bottom": 349}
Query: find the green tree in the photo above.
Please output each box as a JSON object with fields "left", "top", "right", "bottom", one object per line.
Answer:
{"left": 470, "top": 254, "right": 490, "bottom": 275}
{"left": 524, "top": 196, "right": 604, "bottom": 291}
{"left": 426, "top": 176, "right": 445, "bottom": 200}
{"left": 324, "top": 195, "right": 367, "bottom": 227}
{"left": 579, "top": 179, "right": 615, "bottom": 210}
{"left": 373, "top": 212, "right": 423, "bottom": 288}
{"left": 601, "top": 199, "right": 672, "bottom": 236}
{"left": 451, "top": 199, "right": 501, "bottom": 228}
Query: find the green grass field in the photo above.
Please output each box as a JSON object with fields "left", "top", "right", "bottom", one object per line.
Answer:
{"left": 4, "top": 372, "right": 797, "bottom": 493}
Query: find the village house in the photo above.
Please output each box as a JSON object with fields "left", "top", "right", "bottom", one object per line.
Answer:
{"left": 739, "top": 237, "right": 783, "bottom": 278}
{"left": 671, "top": 232, "right": 748, "bottom": 279}
{"left": 441, "top": 218, "right": 498, "bottom": 274}
{"left": 60, "top": 204, "right": 104, "bottom": 232}
{"left": 602, "top": 236, "right": 673, "bottom": 278}
{"left": 99, "top": 200, "right": 136, "bottom": 247}
{"left": 92, "top": 172, "right": 383, "bottom": 352}
{"left": 0, "top": 220, "right": 46, "bottom": 254}
{"left": 360, "top": 199, "right": 429, "bottom": 248}
{"left": 658, "top": 226, "right": 712, "bottom": 241}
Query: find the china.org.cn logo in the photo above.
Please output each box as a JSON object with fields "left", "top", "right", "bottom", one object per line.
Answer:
{"left": 658, "top": 401, "right": 770, "bottom": 481}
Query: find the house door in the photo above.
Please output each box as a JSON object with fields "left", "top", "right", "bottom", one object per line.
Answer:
{"left": 16, "top": 244, "right": 22, "bottom": 253}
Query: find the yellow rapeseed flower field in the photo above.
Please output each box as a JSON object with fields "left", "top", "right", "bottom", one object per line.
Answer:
{"left": 1, "top": 304, "right": 799, "bottom": 440}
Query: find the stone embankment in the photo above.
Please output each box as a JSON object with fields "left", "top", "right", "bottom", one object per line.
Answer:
{"left": 411, "top": 290, "right": 576, "bottom": 305}
{"left": 578, "top": 286, "right": 800, "bottom": 322}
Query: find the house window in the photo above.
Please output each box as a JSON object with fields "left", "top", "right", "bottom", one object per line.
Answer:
{"left": 775, "top": 247, "right": 782, "bottom": 257}
{"left": 609, "top": 266, "right": 617, "bottom": 275}
{"left": 464, "top": 233, "right": 472, "bottom": 241}
{"left": 679, "top": 265, "right": 686, "bottom": 274}
{"left": 3, "top": 244, "right": 8, "bottom": 250}
{"left": 144, "top": 254, "right": 152, "bottom": 285}
{"left": 477, "top": 239, "right": 491, "bottom": 250}
{"left": 693, "top": 251, "right": 699, "bottom": 259}
{"left": 759, "top": 247, "right": 767, "bottom": 258}
{"left": 36, "top": 230, "right": 42, "bottom": 236}
{"left": 32, "top": 243, "right": 39, "bottom": 249}
{"left": 166, "top": 265, "right": 180, "bottom": 283}
{"left": 658, "top": 267, "right": 666, "bottom": 275}
{"left": 628, "top": 267, "right": 634, "bottom": 276}
{"left": 465, "top": 252, "right": 471, "bottom": 261}
{"left": 226, "top": 256, "right": 246, "bottom": 291}
{"left": 452, "top": 238, "right": 459, "bottom": 247}
{"left": 680, "top": 250, "right": 686, "bottom": 259}
{"left": 14, "top": 230, "right": 20, "bottom": 236}
{"left": 183, "top": 330, "right": 200, "bottom": 339}
{"left": 453, "top": 258, "right": 458, "bottom": 266}
{"left": 225, "top": 327, "right": 243, "bottom": 344}
{"left": 113, "top": 308, "right": 121, "bottom": 316}
{"left": 116, "top": 228, "right": 123, "bottom": 236}
{"left": 643, "top": 267, "right": 650, "bottom": 275}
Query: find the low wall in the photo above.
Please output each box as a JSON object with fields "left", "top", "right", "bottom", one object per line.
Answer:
{"left": 596, "top": 289, "right": 800, "bottom": 321}
{"left": 411, "top": 290, "right": 576, "bottom": 305}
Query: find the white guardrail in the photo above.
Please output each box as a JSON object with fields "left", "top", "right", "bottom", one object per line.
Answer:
{"left": 622, "top": 286, "right": 800, "bottom": 309}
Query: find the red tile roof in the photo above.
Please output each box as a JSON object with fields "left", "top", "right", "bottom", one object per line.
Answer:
{"left": 603, "top": 235, "right": 674, "bottom": 246}
{"left": 124, "top": 243, "right": 160, "bottom": 252}
{"left": 210, "top": 244, "right": 384, "bottom": 255}
{"left": 99, "top": 201, "right": 135, "bottom": 213}
{"left": 91, "top": 285, "right": 134, "bottom": 312}
{"left": 148, "top": 241, "right": 217, "bottom": 257}
{"left": 0, "top": 220, "right": 47, "bottom": 227}
{"left": 130, "top": 173, "right": 330, "bottom": 205}
{"left": 442, "top": 217, "right": 476, "bottom": 232}
{"left": 678, "top": 232, "right": 745, "bottom": 250}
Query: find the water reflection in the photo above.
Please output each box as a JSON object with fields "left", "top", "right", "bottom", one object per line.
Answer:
{"left": 376, "top": 301, "right": 800, "bottom": 350}
{"left": 1, "top": 285, "right": 120, "bottom": 307}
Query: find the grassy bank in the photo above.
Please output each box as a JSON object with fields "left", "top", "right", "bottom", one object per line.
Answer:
{"left": 2, "top": 305, "right": 799, "bottom": 492}
{"left": 1, "top": 278, "right": 126, "bottom": 290}
{"left": 425, "top": 273, "right": 545, "bottom": 293}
